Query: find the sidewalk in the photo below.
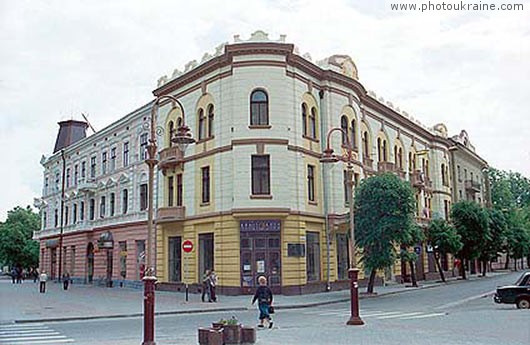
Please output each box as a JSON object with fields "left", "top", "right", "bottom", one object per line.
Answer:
{"left": 0, "top": 270, "right": 512, "bottom": 324}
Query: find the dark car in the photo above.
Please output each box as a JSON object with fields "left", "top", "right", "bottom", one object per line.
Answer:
{"left": 494, "top": 271, "right": 530, "bottom": 309}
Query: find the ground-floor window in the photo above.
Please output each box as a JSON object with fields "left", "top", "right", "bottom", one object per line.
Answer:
{"left": 70, "top": 246, "right": 75, "bottom": 276}
{"left": 336, "top": 233, "right": 350, "bottom": 280}
{"left": 119, "top": 241, "right": 127, "bottom": 279}
{"left": 199, "top": 233, "right": 214, "bottom": 281}
{"left": 136, "top": 240, "right": 146, "bottom": 279}
{"left": 306, "top": 231, "right": 321, "bottom": 282}
{"left": 168, "top": 236, "right": 182, "bottom": 282}
{"left": 50, "top": 248, "right": 57, "bottom": 280}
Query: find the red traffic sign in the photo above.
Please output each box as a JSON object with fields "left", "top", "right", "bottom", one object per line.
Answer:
{"left": 182, "top": 240, "right": 194, "bottom": 253}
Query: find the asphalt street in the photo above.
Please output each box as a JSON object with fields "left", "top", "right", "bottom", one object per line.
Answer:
{"left": 1, "top": 271, "right": 528, "bottom": 345}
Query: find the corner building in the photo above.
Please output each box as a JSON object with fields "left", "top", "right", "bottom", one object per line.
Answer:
{"left": 35, "top": 31, "right": 489, "bottom": 294}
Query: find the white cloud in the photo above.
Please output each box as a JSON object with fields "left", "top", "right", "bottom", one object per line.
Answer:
{"left": 0, "top": 0, "right": 529, "bottom": 220}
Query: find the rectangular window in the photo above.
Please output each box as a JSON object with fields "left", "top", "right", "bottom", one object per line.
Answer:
{"left": 100, "top": 196, "right": 106, "bottom": 218}
{"left": 306, "top": 232, "right": 321, "bottom": 282}
{"left": 89, "top": 198, "right": 95, "bottom": 220}
{"left": 122, "top": 189, "right": 128, "bottom": 214}
{"left": 140, "top": 184, "right": 148, "bottom": 211}
{"left": 43, "top": 211, "right": 47, "bottom": 229}
{"left": 90, "top": 156, "right": 96, "bottom": 178}
{"left": 70, "top": 246, "right": 75, "bottom": 276}
{"left": 80, "top": 201, "right": 85, "bottom": 221}
{"left": 55, "top": 172, "right": 60, "bottom": 191}
{"left": 54, "top": 209, "right": 58, "bottom": 227}
{"left": 140, "top": 133, "right": 148, "bottom": 160}
{"left": 176, "top": 174, "right": 183, "bottom": 207}
{"left": 199, "top": 233, "right": 214, "bottom": 279}
{"left": 123, "top": 142, "right": 130, "bottom": 167}
{"left": 66, "top": 168, "right": 71, "bottom": 188}
{"left": 110, "top": 193, "right": 115, "bottom": 216}
{"left": 336, "top": 233, "right": 350, "bottom": 280}
{"left": 201, "top": 166, "right": 210, "bottom": 204}
{"left": 73, "top": 203, "right": 77, "bottom": 223}
{"left": 119, "top": 241, "right": 127, "bottom": 279}
{"left": 136, "top": 240, "right": 146, "bottom": 279}
{"left": 307, "top": 165, "right": 315, "bottom": 202}
{"left": 74, "top": 165, "right": 78, "bottom": 185}
{"left": 251, "top": 155, "right": 270, "bottom": 195}
{"left": 343, "top": 170, "right": 352, "bottom": 204}
{"left": 81, "top": 161, "right": 86, "bottom": 179}
{"left": 110, "top": 147, "right": 116, "bottom": 171}
{"left": 44, "top": 176, "right": 49, "bottom": 195}
{"left": 64, "top": 206, "right": 69, "bottom": 225}
{"left": 102, "top": 152, "right": 107, "bottom": 175}
{"left": 168, "top": 176, "right": 174, "bottom": 207}
{"left": 464, "top": 168, "right": 468, "bottom": 180}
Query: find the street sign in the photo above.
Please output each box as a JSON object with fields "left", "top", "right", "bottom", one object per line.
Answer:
{"left": 182, "top": 240, "right": 193, "bottom": 253}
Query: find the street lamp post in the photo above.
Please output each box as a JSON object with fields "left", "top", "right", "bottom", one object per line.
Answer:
{"left": 143, "top": 95, "right": 195, "bottom": 345}
{"left": 320, "top": 127, "right": 364, "bottom": 326}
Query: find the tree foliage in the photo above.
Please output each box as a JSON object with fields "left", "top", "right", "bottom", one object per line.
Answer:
{"left": 451, "top": 201, "right": 490, "bottom": 279}
{"left": 354, "top": 173, "right": 416, "bottom": 292}
{"left": 426, "top": 219, "right": 462, "bottom": 282}
{"left": 0, "top": 206, "right": 40, "bottom": 269}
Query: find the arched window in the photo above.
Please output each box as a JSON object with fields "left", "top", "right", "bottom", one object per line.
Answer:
{"left": 207, "top": 104, "right": 214, "bottom": 138}
{"left": 409, "top": 152, "right": 413, "bottom": 172}
{"left": 350, "top": 119, "right": 356, "bottom": 148}
{"left": 362, "top": 131, "right": 369, "bottom": 157}
{"left": 310, "top": 107, "right": 317, "bottom": 139}
{"left": 398, "top": 148, "right": 403, "bottom": 169}
{"left": 198, "top": 109, "right": 206, "bottom": 140}
{"left": 250, "top": 90, "right": 268, "bottom": 125}
{"left": 394, "top": 145, "right": 398, "bottom": 166}
{"left": 341, "top": 116, "right": 348, "bottom": 145}
{"left": 441, "top": 163, "right": 446, "bottom": 185}
{"left": 377, "top": 138, "right": 382, "bottom": 162}
{"left": 382, "top": 140, "right": 388, "bottom": 161}
{"left": 302, "top": 103, "right": 308, "bottom": 136}
{"left": 168, "top": 121, "right": 174, "bottom": 147}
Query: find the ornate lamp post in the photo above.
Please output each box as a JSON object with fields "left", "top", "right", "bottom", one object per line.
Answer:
{"left": 143, "top": 95, "right": 195, "bottom": 345}
{"left": 320, "top": 128, "right": 364, "bottom": 326}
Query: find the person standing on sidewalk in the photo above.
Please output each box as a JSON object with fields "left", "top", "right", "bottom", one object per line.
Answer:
{"left": 62, "top": 272, "right": 70, "bottom": 290}
{"left": 209, "top": 270, "right": 218, "bottom": 302}
{"left": 252, "top": 276, "right": 274, "bottom": 329}
{"left": 201, "top": 269, "right": 211, "bottom": 302}
{"left": 39, "top": 270, "right": 48, "bottom": 293}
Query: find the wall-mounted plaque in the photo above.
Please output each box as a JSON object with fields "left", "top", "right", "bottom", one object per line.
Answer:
{"left": 287, "top": 243, "right": 306, "bottom": 257}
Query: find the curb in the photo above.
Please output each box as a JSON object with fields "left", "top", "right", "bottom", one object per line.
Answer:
{"left": 12, "top": 271, "right": 513, "bottom": 324}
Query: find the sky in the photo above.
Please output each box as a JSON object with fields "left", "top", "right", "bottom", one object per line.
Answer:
{"left": 0, "top": 0, "right": 529, "bottom": 221}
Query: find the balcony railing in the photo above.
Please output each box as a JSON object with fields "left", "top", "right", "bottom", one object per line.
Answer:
{"left": 78, "top": 178, "right": 97, "bottom": 193}
{"left": 362, "top": 155, "right": 374, "bottom": 169}
{"left": 377, "top": 161, "right": 395, "bottom": 173}
{"left": 156, "top": 206, "right": 186, "bottom": 222}
{"left": 410, "top": 170, "right": 425, "bottom": 188}
{"left": 396, "top": 169, "right": 406, "bottom": 180}
{"left": 464, "top": 179, "right": 481, "bottom": 193}
{"left": 158, "top": 146, "right": 184, "bottom": 171}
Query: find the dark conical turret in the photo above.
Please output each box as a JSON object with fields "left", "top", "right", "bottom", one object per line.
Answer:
{"left": 53, "top": 120, "right": 88, "bottom": 153}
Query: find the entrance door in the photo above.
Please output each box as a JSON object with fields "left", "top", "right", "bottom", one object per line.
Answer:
{"left": 50, "top": 248, "right": 57, "bottom": 280}
{"left": 106, "top": 249, "right": 113, "bottom": 287}
{"left": 87, "top": 243, "right": 94, "bottom": 283}
{"left": 240, "top": 233, "right": 281, "bottom": 294}
{"left": 168, "top": 236, "right": 182, "bottom": 282}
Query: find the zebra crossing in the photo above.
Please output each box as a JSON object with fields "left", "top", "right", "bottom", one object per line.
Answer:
{"left": 0, "top": 323, "right": 74, "bottom": 344}
{"left": 302, "top": 308, "right": 446, "bottom": 321}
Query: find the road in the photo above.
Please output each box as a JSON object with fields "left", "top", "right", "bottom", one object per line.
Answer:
{"left": 0, "top": 271, "right": 528, "bottom": 345}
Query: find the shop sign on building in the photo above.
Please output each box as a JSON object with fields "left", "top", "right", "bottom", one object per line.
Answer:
{"left": 239, "top": 220, "right": 281, "bottom": 232}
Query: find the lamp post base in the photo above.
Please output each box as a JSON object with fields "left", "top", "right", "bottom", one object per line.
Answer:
{"left": 346, "top": 268, "right": 364, "bottom": 326}
{"left": 142, "top": 274, "right": 157, "bottom": 345}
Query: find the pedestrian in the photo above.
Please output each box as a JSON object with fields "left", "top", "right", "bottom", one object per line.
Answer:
{"left": 209, "top": 270, "right": 218, "bottom": 302}
{"left": 39, "top": 270, "right": 48, "bottom": 293}
{"left": 201, "top": 269, "right": 211, "bottom": 302}
{"left": 62, "top": 272, "right": 70, "bottom": 290}
{"left": 16, "top": 267, "right": 22, "bottom": 284}
{"left": 251, "top": 276, "right": 274, "bottom": 329}
{"left": 10, "top": 268, "right": 16, "bottom": 284}
{"left": 33, "top": 268, "right": 39, "bottom": 283}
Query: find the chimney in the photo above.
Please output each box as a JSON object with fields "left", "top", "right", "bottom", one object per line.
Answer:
{"left": 53, "top": 120, "right": 89, "bottom": 153}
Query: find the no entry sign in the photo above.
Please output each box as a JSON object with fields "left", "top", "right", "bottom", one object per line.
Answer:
{"left": 182, "top": 240, "right": 194, "bottom": 253}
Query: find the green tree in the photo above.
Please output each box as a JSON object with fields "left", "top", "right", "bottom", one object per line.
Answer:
{"left": 0, "top": 206, "right": 40, "bottom": 270}
{"left": 355, "top": 173, "right": 416, "bottom": 293}
{"left": 451, "top": 201, "right": 490, "bottom": 279}
{"left": 399, "top": 224, "right": 425, "bottom": 287}
{"left": 479, "top": 209, "right": 508, "bottom": 276}
{"left": 506, "top": 209, "right": 530, "bottom": 270}
{"left": 426, "top": 219, "right": 463, "bottom": 282}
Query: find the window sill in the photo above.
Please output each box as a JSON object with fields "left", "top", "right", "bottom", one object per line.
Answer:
{"left": 250, "top": 194, "right": 273, "bottom": 200}
{"left": 308, "top": 201, "right": 318, "bottom": 206}
{"left": 248, "top": 125, "right": 272, "bottom": 129}
{"left": 302, "top": 135, "right": 319, "bottom": 143}
{"left": 196, "top": 136, "right": 215, "bottom": 144}
{"left": 200, "top": 202, "right": 211, "bottom": 207}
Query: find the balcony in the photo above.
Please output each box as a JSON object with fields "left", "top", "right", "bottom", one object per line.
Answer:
{"left": 410, "top": 170, "right": 425, "bottom": 188}
{"left": 156, "top": 206, "right": 186, "bottom": 222}
{"left": 362, "top": 155, "right": 374, "bottom": 170}
{"left": 465, "top": 179, "right": 481, "bottom": 193}
{"left": 396, "top": 169, "right": 406, "bottom": 180}
{"left": 377, "top": 161, "right": 395, "bottom": 174}
{"left": 78, "top": 178, "right": 97, "bottom": 193}
{"left": 158, "top": 146, "right": 184, "bottom": 172}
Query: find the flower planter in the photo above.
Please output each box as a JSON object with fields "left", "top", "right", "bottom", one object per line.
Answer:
{"left": 212, "top": 322, "right": 224, "bottom": 330}
{"left": 223, "top": 324, "right": 242, "bottom": 344}
{"left": 198, "top": 328, "right": 223, "bottom": 345}
{"left": 241, "top": 326, "right": 257, "bottom": 344}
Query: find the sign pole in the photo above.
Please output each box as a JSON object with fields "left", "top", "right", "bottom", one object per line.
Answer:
{"left": 182, "top": 240, "right": 194, "bottom": 302}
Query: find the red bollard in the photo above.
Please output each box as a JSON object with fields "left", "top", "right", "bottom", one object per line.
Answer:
{"left": 346, "top": 268, "right": 364, "bottom": 326}
{"left": 142, "top": 275, "right": 157, "bottom": 345}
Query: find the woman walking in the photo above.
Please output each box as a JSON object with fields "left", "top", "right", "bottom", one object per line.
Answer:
{"left": 251, "top": 276, "right": 274, "bottom": 329}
